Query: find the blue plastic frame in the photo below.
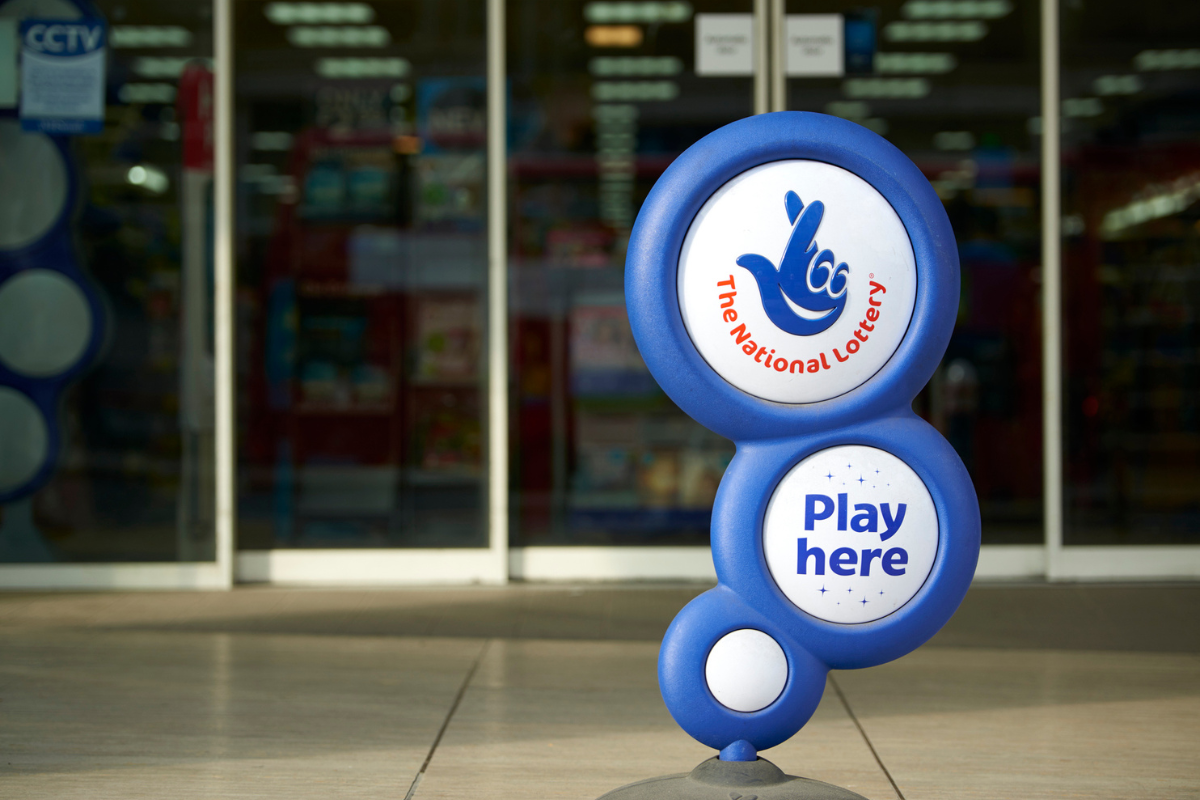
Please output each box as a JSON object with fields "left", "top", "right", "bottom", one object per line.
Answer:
{"left": 626, "top": 112, "right": 980, "bottom": 754}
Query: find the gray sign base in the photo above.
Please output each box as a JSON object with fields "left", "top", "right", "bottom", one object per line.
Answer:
{"left": 598, "top": 756, "right": 870, "bottom": 800}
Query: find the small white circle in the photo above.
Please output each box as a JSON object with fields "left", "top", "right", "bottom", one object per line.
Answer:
{"left": 763, "top": 445, "right": 938, "bottom": 624}
{"left": 678, "top": 160, "right": 917, "bottom": 404}
{"left": 704, "top": 628, "right": 789, "bottom": 713}
{"left": 0, "top": 270, "right": 93, "bottom": 377}
{"left": 0, "top": 387, "right": 50, "bottom": 493}
{"left": 0, "top": 122, "right": 69, "bottom": 251}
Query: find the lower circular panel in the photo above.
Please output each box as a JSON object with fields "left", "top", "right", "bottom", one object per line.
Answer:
{"left": 763, "top": 444, "right": 938, "bottom": 624}
{"left": 0, "top": 269, "right": 93, "bottom": 377}
{"left": 0, "top": 387, "right": 50, "bottom": 493}
{"left": 704, "top": 628, "right": 788, "bottom": 713}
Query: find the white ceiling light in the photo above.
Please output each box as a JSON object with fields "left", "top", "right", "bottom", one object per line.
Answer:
{"left": 1063, "top": 97, "right": 1103, "bottom": 118}
{"left": 127, "top": 164, "right": 170, "bottom": 194}
{"left": 288, "top": 26, "right": 390, "bottom": 47}
{"left": 902, "top": 0, "right": 1011, "bottom": 19}
{"left": 1093, "top": 75, "right": 1143, "bottom": 96}
{"left": 315, "top": 58, "right": 410, "bottom": 79}
{"left": 119, "top": 83, "right": 177, "bottom": 103}
{"left": 132, "top": 57, "right": 213, "bottom": 78}
{"left": 110, "top": 26, "right": 193, "bottom": 48}
{"left": 933, "top": 130, "right": 975, "bottom": 150}
{"left": 1102, "top": 173, "right": 1200, "bottom": 236}
{"left": 584, "top": 2, "right": 692, "bottom": 24}
{"left": 863, "top": 118, "right": 889, "bottom": 135}
{"left": 884, "top": 21, "right": 986, "bottom": 42}
{"left": 591, "top": 80, "right": 679, "bottom": 102}
{"left": 843, "top": 77, "right": 931, "bottom": 99}
{"left": 876, "top": 52, "right": 957, "bottom": 74}
{"left": 592, "top": 104, "right": 639, "bottom": 122}
{"left": 589, "top": 56, "right": 682, "bottom": 77}
{"left": 824, "top": 100, "right": 871, "bottom": 119}
{"left": 1133, "top": 49, "right": 1200, "bottom": 71}
{"left": 265, "top": 3, "right": 375, "bottom": 25}
{"left": 1062, "top": 214, "right": 1085, "bottom": 236}
{"left": 251, "top": 131, "right": 295, "bottom": 151}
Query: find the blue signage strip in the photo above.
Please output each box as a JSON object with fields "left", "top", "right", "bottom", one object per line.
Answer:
{"left": 19, "top": 18, "right": 106, "bottom": 134}
{"left": 625, "top": 112, "right": 980, "bottom": 757}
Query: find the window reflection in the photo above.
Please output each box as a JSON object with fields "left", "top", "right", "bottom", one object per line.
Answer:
{"left": 235, "top": 1, "right": 489, "bottom": 549}
{"left": 1062, "top": 1, "right": 1200, "bottom": 545}
{"left": 0, "top": 0, "right": 215, "bottom": 562}
{"left": 509, "top": 0, "right": 751, "bottom": 545}
{"left": 786, "top": 0, "right": 1044, "bottom": 544}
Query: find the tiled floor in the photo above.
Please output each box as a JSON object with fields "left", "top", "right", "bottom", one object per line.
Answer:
{"left": 0, "top": 583, "right": 1197, "bottom": 799}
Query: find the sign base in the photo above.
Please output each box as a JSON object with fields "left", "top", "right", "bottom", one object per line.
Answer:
{"left": 598, "top": 757, "right": 869, "bottom": 800}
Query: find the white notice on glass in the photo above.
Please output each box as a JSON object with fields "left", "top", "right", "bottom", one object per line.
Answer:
{"left": 786, "top": 14, "right": 843, "bottom": 77}
{"left": 695, "top": 14, "right": 753, "bottom": 77}
{"left": 20, "top": 19, "right": 106, "bottom": 133}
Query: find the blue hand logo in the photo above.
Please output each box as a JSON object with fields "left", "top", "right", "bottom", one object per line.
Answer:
{"left": 735, "top": 190, "right": 849, "bottom": 336}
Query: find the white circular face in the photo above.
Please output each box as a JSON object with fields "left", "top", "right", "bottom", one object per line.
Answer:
{"left": 763, "top": 445, "right": 937, "bottom": 624}
{"left": 0, "top": 270, "right": 93, "bottom": 377}
{"left": 678, "top": 160, "right": 917, "bottom": 404}
{"left": 0, "top": 387, "right": 49, "bottom": 493}
{"left": 0, "top": 122, "right": 69, "bottom": 251}
{"left": 704, "top": 628, "right": 788, "bottom": 713}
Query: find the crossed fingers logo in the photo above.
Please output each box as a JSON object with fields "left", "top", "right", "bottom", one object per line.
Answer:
{"left": 735, "top": 190, "right": 849, "bottom": 336}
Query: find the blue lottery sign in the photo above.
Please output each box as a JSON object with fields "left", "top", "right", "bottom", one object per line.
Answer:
{"left": 625, "top": 112, "right": 980, "bottom": 759}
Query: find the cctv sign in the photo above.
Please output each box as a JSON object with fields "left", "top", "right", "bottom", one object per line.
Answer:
{"left": 20, "top": 19, "right": 106, "bottom": 134}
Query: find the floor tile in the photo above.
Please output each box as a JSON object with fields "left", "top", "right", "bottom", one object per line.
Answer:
{"left": 834, "top": 647, "right": 1200, "bottom": 799}
{"left": 417, "top": 639, "right": 898, "bottom": 800}
{"left": 0, "top": 631, "right": 483, "bottom": 799}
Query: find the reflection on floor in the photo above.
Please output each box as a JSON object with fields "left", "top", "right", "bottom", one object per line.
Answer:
{"left": 0, "top": 583, "right": 1197, "bottom": 799}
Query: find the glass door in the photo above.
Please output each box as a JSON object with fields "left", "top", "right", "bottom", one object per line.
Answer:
{"left": 505, "top": 0, "right": 756, "bottom": 577}
{"left": 1059, "top": 0, "right": 1200, "bottom": 568}
{"left": 0, "top": 0, "right": 224, "bottom": 587}
{"left": 783, "top": 0, "right": 1046, "bottom": 574}
{"left": 233, "top": 0, "right": 499, "bottom": 582}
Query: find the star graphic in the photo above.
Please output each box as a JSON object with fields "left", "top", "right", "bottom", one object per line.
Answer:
{"left": 857, "top": 475, "right": 865, "bottom": 485}
{"left": 879, "top": 590, "right": 884, "bottom": 596}
{"left": 846, "top": 463, "right": 852, "bottom": 469}
{"left": 875, "top": 469, "right": 880, "bottom": 474}
{"left": 847, "top": 587, "right": 853, "bottom": 593}
{"left": 825, "top": 472, "right": 834, "bottom": 481}
{"left": 819, "top": 586, "right": 827, "bottom": 595}
{"left": 860, "top": 598, "right": 868, "bottom": 606}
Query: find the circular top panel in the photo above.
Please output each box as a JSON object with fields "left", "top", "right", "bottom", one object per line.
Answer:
{"left": 625, "top": 112, "right": 959, "bottom": 442}
{"left": 678, "top": 160, "right": 916, "bottom": 404}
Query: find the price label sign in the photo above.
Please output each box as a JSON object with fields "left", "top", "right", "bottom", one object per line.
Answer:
{"left": 624, "top": 112, "right": 980, "bottom": 758}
